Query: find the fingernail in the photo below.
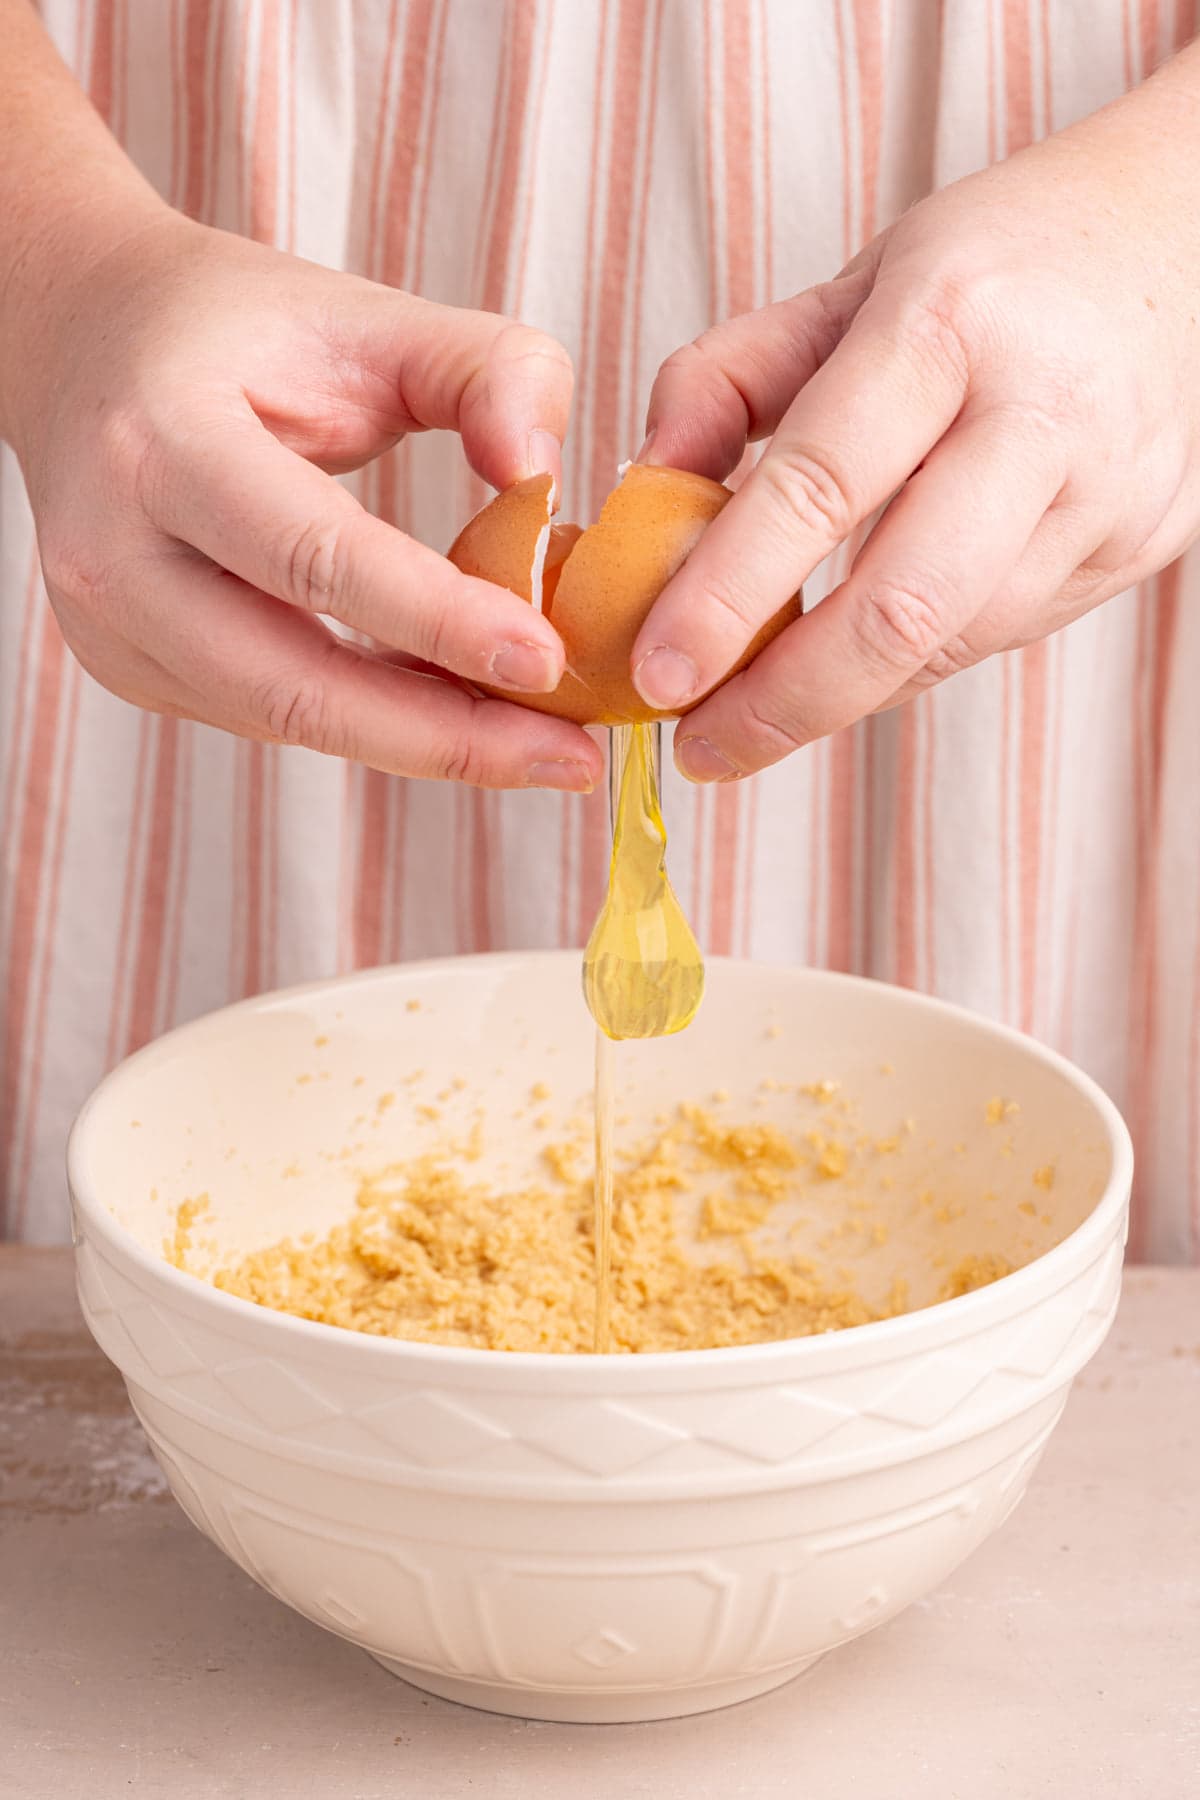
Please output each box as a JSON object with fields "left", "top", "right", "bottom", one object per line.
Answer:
{"left": 526, "top": 428, "right": 562, "bottom": 480}
{"left": 527, "top": 759, "right": 595, "bottom": 793}
{"left": 634, "top": 645, "right": 700, "bottom": 710}
{"left": 490, "top": 640, "right": 559, "bottom": 693}
{"left": 676, "top": 737, "right": 739, "bottom": 783}
{"left": 635, "top": 427, "right": 658, "bottom": 464}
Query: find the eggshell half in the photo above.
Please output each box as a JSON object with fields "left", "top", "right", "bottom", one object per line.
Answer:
{"left": 446, "top": 465, "right": 802, "bottom": 725}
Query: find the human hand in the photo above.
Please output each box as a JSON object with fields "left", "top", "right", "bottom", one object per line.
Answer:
{"left": 2, "top": 207, "right": 602, "bottom": 793}
{"left": 631, "top": 46, "right": 1200, "bottom": 781}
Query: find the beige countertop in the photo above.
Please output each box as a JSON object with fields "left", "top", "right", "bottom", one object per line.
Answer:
{"left": 1, "top": 1250, "right": 1197, "bottom": 1799}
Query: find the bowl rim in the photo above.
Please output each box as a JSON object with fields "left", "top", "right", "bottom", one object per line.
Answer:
{"left": 67, "top": 950, "right": 1133, "bottom": 1374}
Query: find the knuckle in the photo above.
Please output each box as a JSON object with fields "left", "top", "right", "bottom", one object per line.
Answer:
{"left": 280, "top": 515, "right": 348, "bottom": 613}
{"left": 500, "top": 322, "right": 573, "bottom": 375}
{"left": 885, "top": 273, "right": 975, "bottom": 391}
{"left": 486, "top": 322, "right": 574, "bottom": 397}
{"left": 743, "top": 692, "right": 808, "bottom": 758}
{"left": 41, "top": 535, "right": 153, "bottom": 643}
{"left": 697, "top": 578, "right": 760, "bottom": 639}
{"left": 436, "top": 729, "right": 488, "bottom": 787}
{"left": 854, "top": 579, "right": 948, "bottom": 674}
{"left": 654, "top": 337, "right": 743, "bottom": 421}
{"left": 650, "top": 340, "right": 750, "bottom": 472}
{"left": 805, "top": 280, "right": 858, "bottom": 357}
{"left": 253, "top": 668, "right": 341, "bottom": 753}
{"left": 416, "top": 598, "right": 455, "bottom": 672}
{"left": 96, "top": 402, "right": 162, "bottom": 511}
{"left": 40, "top": 533, "right": 104, "bottom": 610}
{"left": 759, "top": 447, "right": 855, "bottom": 546}
{"left": 656, "top": 335, "right": 738, "bottom": 415}
{"left": 918, "top": 634, "right": 978, "bottom": 685}
{"left": 658, "top": 337, "right": 710, "bottom": 383}
{"left": 979, "top": 378, "right": 1084, "bottom": 448}
{"left": 1025, "top": 362, "right": 1088, "bottom": 428}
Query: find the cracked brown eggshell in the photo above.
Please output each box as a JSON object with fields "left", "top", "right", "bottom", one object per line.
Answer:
{"left": 447, "top": 464, "right": 802, "bottom": 726}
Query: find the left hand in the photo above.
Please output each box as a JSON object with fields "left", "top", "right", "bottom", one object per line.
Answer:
{"left": 631, "top": 43, "right": 1200, "bottom": 782}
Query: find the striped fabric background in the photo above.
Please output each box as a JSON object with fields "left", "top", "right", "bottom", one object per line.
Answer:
{"left": 2, "top": 0, "right": 1198, "bottom": 1255}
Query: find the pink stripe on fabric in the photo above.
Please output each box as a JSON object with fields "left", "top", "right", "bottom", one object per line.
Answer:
{"left": 1003, "top": 2, "right": 1048, "bottom": 1037}
{"left": 1002, "top": 0, "right": 1034, "bottom": 155}
{"left": 828, "top": 2, "right": 884, "bottom": 977}
{"left": 5, "top": 5, "right": 131, "bottom": 1231}
{"left": 986, "top": 0, "right": 998, "bottom": 168}
{"left": 161, "top": 722, "right": 193, "bottom": 1029}
{"left": 922, "top": 698, "right": 938, "bottom": 996}
{"left": 1122, "top": 0, "right": 1136, "bottom": 84}
{"left": 286, "top": 0, "right": 300, "bottom": 256}
{"left": 738, "top": 776, "right": 760, "bottom": 958}
{"left": 691, "top": 781, "right": 710, "bottom": 950}
{"left": 891, "top": 709, "right": 919, "bottom": 990}
{"left": 469, "top": 0, "right": 544, "bottom": 952}
{"left": 206, "top": 0, "right": 225, "bottom": 218}
{"left": 997, "top": 654, "right": 1014, "bottom": 1019}
{"left": 182, "top": 1, "right": 217, "bottom": 221}
{"left": 479, "top": 0, "right": 538, "bottom": 313}
{"left": 240, "top": 743, "right": 266, "bottom": 996}
{"left": 249, "top": 0, "right": 281, "bottom": 240}
{"left": 351, "top": 0, "right": 437, "bottom": 969}
{"left": 513, "top": 0, "right": 559, "bottom": 319}
{"left": 105, "top": 716, "right": 153, "bottom": 1067}
{"left": 570, "top": 0, "right": 610, "bottom": 509}
{"left": 262, "top": 0, "right": 300, "bottom": 994}
{"left": 1128, "top": 569, "right": 1182, "bottom": 1258}
{"left": 823, "top": 2, "right": 856, "bottom": 976}
{"left": 122, "top": 0, "right": 219, "bottom": 1034}
{"left": 734, "top": 0, "right": 775, "bottom": 953}
{"left": 559, "top": 2, "right": 611, "bottom": 951}
{"left": 861, "top": 716, "right": 877, "bottom": 972}
{"left": 1016, "top": 644, "right": 1048, "bottom": 1035}
{"left": 574, "top": 0, "right": 655, "bottom": 950}
{"left": 123, "top": 719, "right": 181, "bottom": 1053}
{"left": 626, "top": 0, "right": 665, "bottom": 455}
{"left": 557, "top": 793, "right": 576, "bottom": 950}
{"left": 0, "top": 610, "right": 68, "bottom": 1234}
{"left": 0, "top": 554, "right": 43, "bottom": 879}
{"left": 235, "top": 0, "right": 282, "bottom": 997}
{"left": 589, "top": 0, "right": 653, "bottom": 507}
{"left": 1190, "top": 882, "right": 1200, "bottom": 1258}
{"left": 707, "top": 0, "right": 758, "bottom": 959}
{"left": 757, "top": 0, "right": 773, "bottom": 297}
{"left": 88, "top": 0, "right": 116, "bottom": 121}
{"left": 11, "top": 656, "right": 83, "bottom": 1235}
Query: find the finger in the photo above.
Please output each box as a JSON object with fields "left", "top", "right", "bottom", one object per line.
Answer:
{"left": 877, "top": 505, "right": 1105, "bottom": 709}
{"left": 638, "top": 266, "right": 875, "bottom": 481}
{"left": 632, "top": 282, "right": 972, "bottom": 713}
{"left": 52, "top": 601, "right": 199, "bottom": 718}
{"left": 118, "top": 549, "right": 604, "bottom": 790}
{"left": 146, "top": 414, "right": 568, "bottom": 693}
{"left": 669, "top": 408, "right": 1062, "bottom": 777}
{"left": 352, "top": 296, "right": 575, "bottom": 492}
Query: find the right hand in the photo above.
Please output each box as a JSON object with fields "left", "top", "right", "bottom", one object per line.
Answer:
{"left": 1, "top": 205, "right": 602, "bottom": 793}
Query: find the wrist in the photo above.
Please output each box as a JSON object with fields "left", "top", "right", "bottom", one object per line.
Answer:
{"left": 0, "top": 176, "right": 171, "bottom": 453}
{"left": 1058, "top": 40, "right": 1200, "bottom": 208}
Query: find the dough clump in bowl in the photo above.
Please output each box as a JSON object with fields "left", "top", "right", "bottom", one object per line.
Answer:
{"left": 172, "top": 1104, "right": 1012, "bottom": 1354}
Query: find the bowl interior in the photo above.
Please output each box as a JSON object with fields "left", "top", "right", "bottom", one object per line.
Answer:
{"left": 72, "top": 955, "right": 1117, "bottom": 1323}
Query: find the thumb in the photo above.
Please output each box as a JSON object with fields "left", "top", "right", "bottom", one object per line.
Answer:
{"left": 354, "top": 290, "right": 575, "bottom": 492}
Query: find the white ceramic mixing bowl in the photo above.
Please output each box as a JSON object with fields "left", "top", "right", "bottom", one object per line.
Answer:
{"left": 68, "top": 954, "right": 1130, "bottom": 1722}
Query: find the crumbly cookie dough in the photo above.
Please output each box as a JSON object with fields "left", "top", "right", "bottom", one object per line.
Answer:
{"left": 172, "top": 1103, "right": 1012, "bottom": 1354}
